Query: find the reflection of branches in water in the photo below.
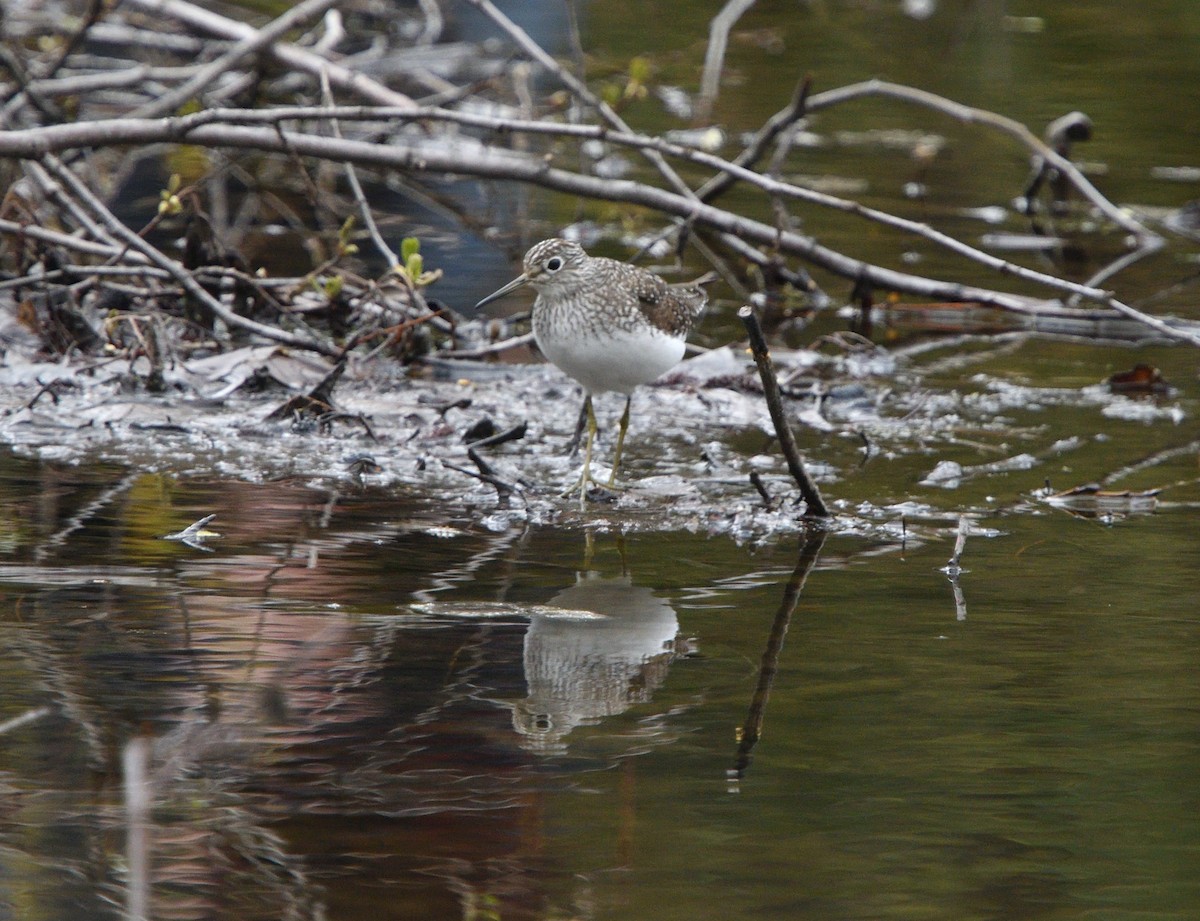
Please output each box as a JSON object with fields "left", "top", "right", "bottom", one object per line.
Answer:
{"left": 410, "top": 527, "right": 530, "bottom": 603}
{"left": 729, "top": 528, "right": 827, "bottom": 785}
{"left": 404, "top": 621, "right": 505, "bottom": 733}
{"left": 2, "top": 629, "right": 322, "bottom": 918}
{"left": 942, "top": 516, "right": 971, "bottom": 622}
{"left": 12, "top": 603, "right": 117, "bottom": 767}
{"left": 32, "top": 471, "right": 140, "bottom": 563}
{"left": 1100, "top": 439, "right": 1200, "bottom": 489}
{"left": 0, "top": 705, "right": 52, "bottom": 735}
{"left": 124, "top": 738, "right": 149, "bottom": 921}
{"left": 119, "top": 732, "right": 324, "bottom": 921}
{"left": 4, "top": 525, "right": 605, "bottom": 915}
{"left": 949, "top": 576, "right": 967, "bottom": 623}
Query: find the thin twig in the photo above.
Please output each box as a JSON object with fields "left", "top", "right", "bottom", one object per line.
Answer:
{"left": 698, "top": 74, "right": 811, "bottom": 203}
{"left": 38, "top": 155, "right": 340, "bottom": 356}
{"left": 121, "top": 0, "right": 418, "bottom": 109}
{"left": 432, "top": 332, "right": 536, "bottom": 360}
{"left": 748, "top": 470, "right": 773, "bottom": 507}
{"left": 0, "top": 217, "right": 134, "bottom": 260}
{"left": 460, "top": 0, "right": 698, "bottom": 201}
{"left": 443, "top": 449, "right": 523, "bottom": 504}
{"left": 696, "top": 0, "right": 758, "bottom": 125}
{"left": 465, "top": 421, "right": 528, "bottom": 449}
{"left": 317, "top": 71, "right": 399, "bottom": 267}
{"left": 739, "top": 305, "right": 831, "bottom": 517}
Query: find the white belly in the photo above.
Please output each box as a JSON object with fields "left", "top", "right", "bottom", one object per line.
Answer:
{"left": 536, "top": 326, "right": 686, "bottom": 394}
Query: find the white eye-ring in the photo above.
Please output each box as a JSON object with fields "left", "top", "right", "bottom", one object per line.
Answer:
{"left": 545, "top": 256, "right": 563, "bottom": 272}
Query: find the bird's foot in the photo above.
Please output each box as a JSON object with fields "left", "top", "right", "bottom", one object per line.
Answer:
{"left": 562, "top": 465, "right": 621, "bottom": 508}
{"left": 602, "top": 471, "right": 631, "bottom": 491}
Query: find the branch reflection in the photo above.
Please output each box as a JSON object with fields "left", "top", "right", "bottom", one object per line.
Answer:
{"left": 730, "top": 528, "right": 826, "bottom": 787}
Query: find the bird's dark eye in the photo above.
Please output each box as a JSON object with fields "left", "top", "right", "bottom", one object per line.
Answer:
{"left": 545, "top": 256, "right": 563, "bottom": 272}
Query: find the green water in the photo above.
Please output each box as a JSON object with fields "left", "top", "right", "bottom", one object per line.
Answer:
{"left": 0, "top": 455, "right": 1197, "bottom": 919}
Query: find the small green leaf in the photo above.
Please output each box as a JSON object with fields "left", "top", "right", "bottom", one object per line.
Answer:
{"left": 405, "top": 252, "right": 424, "bottom": 279}
{"left": 401, "top": 236, "right": 420, "bottom": 262}
{"left": 628, "top": 55, "right": 652, "bottom": 84}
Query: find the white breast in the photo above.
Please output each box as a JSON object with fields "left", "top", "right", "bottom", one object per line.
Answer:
{"left": 535, "top": 325, "right": 686, "bottom": 395}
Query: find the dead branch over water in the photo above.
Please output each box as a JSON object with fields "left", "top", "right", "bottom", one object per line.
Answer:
{"left": 739, "top": 305, "right": 829, "bottom": 518}
{"left": 2, "top": 2, "right": 1199, "bottom": 433}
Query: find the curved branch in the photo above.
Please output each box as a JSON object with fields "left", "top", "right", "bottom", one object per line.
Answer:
{"left": 4, "top": 112, "right": 1192, "bottom": 344}
{"left": 805, "top": 79, "right": 1158, "bottom": 244}
{"left": 696, "top": 0, "right": 758, "bottom": 124}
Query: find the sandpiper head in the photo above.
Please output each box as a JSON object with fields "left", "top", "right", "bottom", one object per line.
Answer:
{"left": 520, "top": 238, "right": 589, "bottom": 288}
{"left": 475, "top": 238, "right": 588, "bottom": 309}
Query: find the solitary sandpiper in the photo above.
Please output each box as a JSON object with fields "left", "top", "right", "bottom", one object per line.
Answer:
{"left": 475, "top": 238, "right": 711, "bottom": 507}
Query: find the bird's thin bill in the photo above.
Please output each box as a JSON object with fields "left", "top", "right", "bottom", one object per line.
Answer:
{"left": 475, "top": 274, "right": 530, "bottom": 310}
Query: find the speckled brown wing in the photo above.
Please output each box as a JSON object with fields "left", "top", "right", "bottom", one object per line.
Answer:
{"left": 632, "top": 271, "right": 710, "bottom": 338}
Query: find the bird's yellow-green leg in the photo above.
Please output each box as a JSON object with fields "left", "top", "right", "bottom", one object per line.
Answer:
{"left": 563, "top": 394, "right": 599, "bottom": 508}
{"left": 606, "top": 396, "right": 632, "bottom": 487}
{"left": 565, "top": 397, "right": 589, "bottom": 457}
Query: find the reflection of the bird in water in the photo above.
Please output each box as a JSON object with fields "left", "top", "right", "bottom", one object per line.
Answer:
{"left": 511, "top": 572, "right": 681, "bottom": 754}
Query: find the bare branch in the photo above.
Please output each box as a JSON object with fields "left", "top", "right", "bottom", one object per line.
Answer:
{"left": 3, "top": 109, "right": 1190, "bottom": 343}
{"left": 38, "top": 155, "right": 340, "bottom": 357}
{"left": 805, "top": 79, "right": 1159, "bottom": 244}
{"left": 316, "top": 74, "right": 399, "bottom": 269}
{"left": 460, "top": 0, "right": 699, "bottom": 201}
{"left": 739, "top": 304, "right": 830, "bottom": 517}
{"left": 131, "top": 0, "right": 344, "bottom": 118}
{"left": 120, "top": 0, "right": 418, "bottom": 110}
{"left": 696, "top": 0, "right": 758, "bottom": 124}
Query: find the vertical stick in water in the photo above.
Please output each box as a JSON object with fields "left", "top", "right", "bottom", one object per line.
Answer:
{"left": 738, "top": 305, "right": 831, "bottom": 517}
{"left": 123, "top": 737, "right": 151, "bottom": 921}
{"left": 945, "top": 515, "right": 969, "bottom": 574}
